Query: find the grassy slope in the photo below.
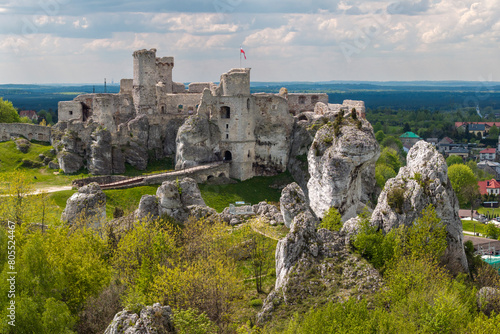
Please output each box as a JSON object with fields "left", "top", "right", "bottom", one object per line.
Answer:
{"left": 462, "top": 220, "right": 487, "bottom": 234}
{"left": 199, "top": 172, "right": 294, "bottom": 212}
{"left": 0, "top": 140, "right": 89, "bottom": 188}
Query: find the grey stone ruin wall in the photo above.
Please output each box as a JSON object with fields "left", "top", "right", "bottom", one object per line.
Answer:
{"left": 0, "top": 123, "right": 51, "bottom": 142}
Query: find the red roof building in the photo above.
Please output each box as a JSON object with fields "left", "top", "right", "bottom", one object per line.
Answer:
{"left": 480, "top": 148, "right": 497, "bottom": 161}
{"left": 19, "top": 110, "right": 38, "bottom": 121}
{"left": 478, "top": 179, "right": 500, "bottom": 195}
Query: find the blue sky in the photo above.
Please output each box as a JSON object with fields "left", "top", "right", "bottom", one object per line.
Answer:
{"left": 0, "top": 0, "right": 498, "bottom": 83}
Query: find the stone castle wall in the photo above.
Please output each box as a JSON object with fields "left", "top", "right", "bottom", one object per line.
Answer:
{"left": 0, "top": 123, "right": 51, "bottom": 142}
{"left": 288, "top": 93, "right": 329, "bottom": 115}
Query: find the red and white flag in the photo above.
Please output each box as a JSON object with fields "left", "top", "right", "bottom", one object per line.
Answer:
{"left": 240, "top": 48, "right": 246, "bottom": 59}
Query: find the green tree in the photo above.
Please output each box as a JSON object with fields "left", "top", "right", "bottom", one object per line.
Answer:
{"left": 446, "top": 155, "right": 463, "bottom": 167}
{"left": 485, "top": 223, "right": 500, "bottom": 239}
{"left": 380, "top": 135, "right": 403, "bottom": 152}
{"left": 378, "top": 147, "right": 401, "bottom": 173}
{"left": 375, "top": 164, "right": 397, "bottom": 189}
{"left": 319, "top": 207, "right": 342, "bottom": 231}
{"left": 0, "top": 98, "right": 20, "bottom": 123}
{"left": 375, "top": 130, "right": 386, "bottom": 143}
{"left": 489, "top": 125, "right": 500, "bottom": 139}
{"left": 448, "top": 164, "right": 477, "bottom": 207}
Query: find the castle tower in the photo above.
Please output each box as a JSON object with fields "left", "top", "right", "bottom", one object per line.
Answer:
{"left": 156, "top": 57, "right": 174, "bottom": 93}
{"left": 216, "top": 68, "right": 255, "bottom": 180}
{"left": 219, "top": 68, "right": 251, "bottom": 96}
{"left": 133, "top": 49, "right": 158, "bottom": 114}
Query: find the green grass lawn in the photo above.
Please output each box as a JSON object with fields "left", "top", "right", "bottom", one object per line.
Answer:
{"left": 49, "top": 185, "right": 160, "bottom": 219}
{"left": 199, "top": 172, "right": 295, "bottom": 212}
{"left": 462, "top": 220, "right": 487, "bottom": 234}
{"left": 0, "top": 140, "right": 89, "bottom": 188}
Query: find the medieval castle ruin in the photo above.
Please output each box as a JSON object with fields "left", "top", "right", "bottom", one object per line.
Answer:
{"left": 1, "top": 48, "right": 366, "bottom": 180}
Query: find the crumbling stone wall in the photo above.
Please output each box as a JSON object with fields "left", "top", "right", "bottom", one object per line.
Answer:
{"left": 0, "top": 123, "right": 51, "bottom": 142}
{"left": 288, "top": 93, "right": 329, "bottom": 115}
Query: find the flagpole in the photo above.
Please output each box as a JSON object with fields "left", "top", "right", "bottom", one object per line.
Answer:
{"left": 239, "top": 45, "right": 242, "bottom": 68}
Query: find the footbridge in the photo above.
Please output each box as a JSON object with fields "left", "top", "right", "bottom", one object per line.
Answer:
{"left": 74, "top": 162, "right": 230, "bottom": 190}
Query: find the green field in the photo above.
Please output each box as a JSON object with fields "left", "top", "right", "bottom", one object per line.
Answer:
{"left": 461, "top": 220, "right": 487, "bottom": 234}
{"left": 199, "top": 172, "right": 294, "bottom": 212}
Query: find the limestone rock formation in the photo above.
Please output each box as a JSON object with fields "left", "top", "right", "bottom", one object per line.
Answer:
{"left": 258, "top": 199, "right": 383, "bottom": 324}
{"left": 15, "top": 138, "right": 30, "bottom": 153}
{"left": 88, "top": 127, "right": 112, "bottom": 175}
{"left": 307, "top": 116, "right": 380, "bottom": 221}
{"left": 367, "top": 140, "right": 468, "bottom": 274}
{"left": 61, "top": 183, "right": 106, "bottom": 229}
{"left": 175, "top": 115, "right": 221, "bottom": 170}
{"left": 104, "top": 303, "right": 174, "bottom": 334}
{"left": 280, "top": 183, "right": 312, "bottom": 228}
{"left": 135, "top": 195, "right": 159, "bottom": 221}
{"left": 58, "top": 151, "right": 84, "bottom": 174}
{"left": 48, "top": 160, "right": 60, "bottom": 170}
{"left": 132, "top": 178, "right": 208, "bottom": 223}
{"left": 253, "top": 201, "right": 284, "bottom": 226}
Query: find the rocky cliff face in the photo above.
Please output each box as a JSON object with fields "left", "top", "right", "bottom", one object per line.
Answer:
{"left": 364, "top": 141, "right": 468, "bottom": 275}
{"left": 61, "top": 183, "right": 106, "bottom": 229}
{"left": 175, "top": 115, "right": 221, "bottom": 170}
{"left": 307, "top": 114, "right": 379, "bottom": 221}
{"left": 258, "top": 184, "right": 383, "bottom": 324}
{"left": 104, "top": 303, "right": 174, "bottom": 334}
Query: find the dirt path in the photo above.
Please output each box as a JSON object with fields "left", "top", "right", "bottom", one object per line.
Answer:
{"left": 32, "top": 186, "right": 73, "bottom": 194}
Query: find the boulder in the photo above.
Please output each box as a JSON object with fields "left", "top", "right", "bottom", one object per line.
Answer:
{"left": 124, "top": 141, "right": 148, "bottom": 170}
{"left": 61, "top": 183, "right": 106, "bottom": 229}
{"left": 307, "top": 116, "right": 379, "bottom": 221}
{"left": 135, "top": 195, "right": 159, "bottom": 221}
{"left": 368, "top": 140, "right": 468, "bottom": 275}
{"left": 253, "top": 201, "right": 284, "bottom": 225}
{"left": 280, "top": 183, "right": 311, "bottom": 228}
{"left": 15, "top": 138, "right": 31, "bottom": 153}
{"left": 58, "top": 151, "right": 84, "bottom": 174}
{"left": 155, "top": 178, "right": 207, "bottom": 222}
{"left": 88, "top": 127, "right": 113, "bottom": 175}
{"left": 48, "top": 160, "right": 60, "bottom": 170}
{"left": 104, "top": 303, "right": 174, "bottom": 334}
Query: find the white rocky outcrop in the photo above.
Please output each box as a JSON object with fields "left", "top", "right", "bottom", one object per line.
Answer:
{"left": 280, "top": 183, "right": 313, "bottom": 228}
{"left": 258, "top": 192, "right": 383, "bottom": 324}
{"left": 61, "top": 183, "right": 106, "bottom": 229}
{"left": 133, "top": 177, "right": 210, "bottom": 223}
{"left": 104, "top": 303, "right": 174, "bottom": 334}
{"left": 361, "top": 140, "right": 468, "bottom": 275}
{"left": 307, "top": 116, "right": 379, "bottom": 221}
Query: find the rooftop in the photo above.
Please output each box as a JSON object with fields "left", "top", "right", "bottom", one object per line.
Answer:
{"left": 480, "top": 148, "right": 496, "bottom": 154}
{"left": 400, "top": 132, "right": 421, "bottom": 139}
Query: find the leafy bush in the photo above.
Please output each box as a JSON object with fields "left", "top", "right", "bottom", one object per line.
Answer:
{"left": 319, "top": 207, "right": 342, "bottom": 232}
{"left": 173, "top": 308, "right": 218, "bottom": 334}
{"left": 387, "top": 187, "right": 405, "bottom": 214}
{"left": 249, "top": 299, "right": 263, "bottom": 307}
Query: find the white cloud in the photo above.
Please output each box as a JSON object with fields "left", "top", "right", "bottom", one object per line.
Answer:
{"left": 73, "top": 17, "right": 89, "bottom": 29}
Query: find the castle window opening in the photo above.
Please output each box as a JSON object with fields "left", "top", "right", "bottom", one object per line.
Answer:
{"left": 247, "top": 98, "right": 250, "bottom": 110}
{"left": 221, "top": 106, "right": 231, "bottom": 119}
{"left": 69, "top": 110, "right": 73, "bottom": 115}
{"left": 226, "top": 134, "right": 229, "bottom": 139}
{"left": 248, "top": 150, "right": 251, "bottom": 158}
{"left": 298, "top": 96, "right": 306, "bottom": 104}
{"left": 178, "top": 105, "right": 183, "bottom": 112}
{"left": 311, "top": 95, "right": 319, "bottom": 104}
{"left": 224, "top": 151, "right": 232, "bottom": 161}
{"left": 161, "top": 106, "right": 165, "bottom": 113}
{"left": 226, "top": 124, "right": 229, "bottom": 129}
